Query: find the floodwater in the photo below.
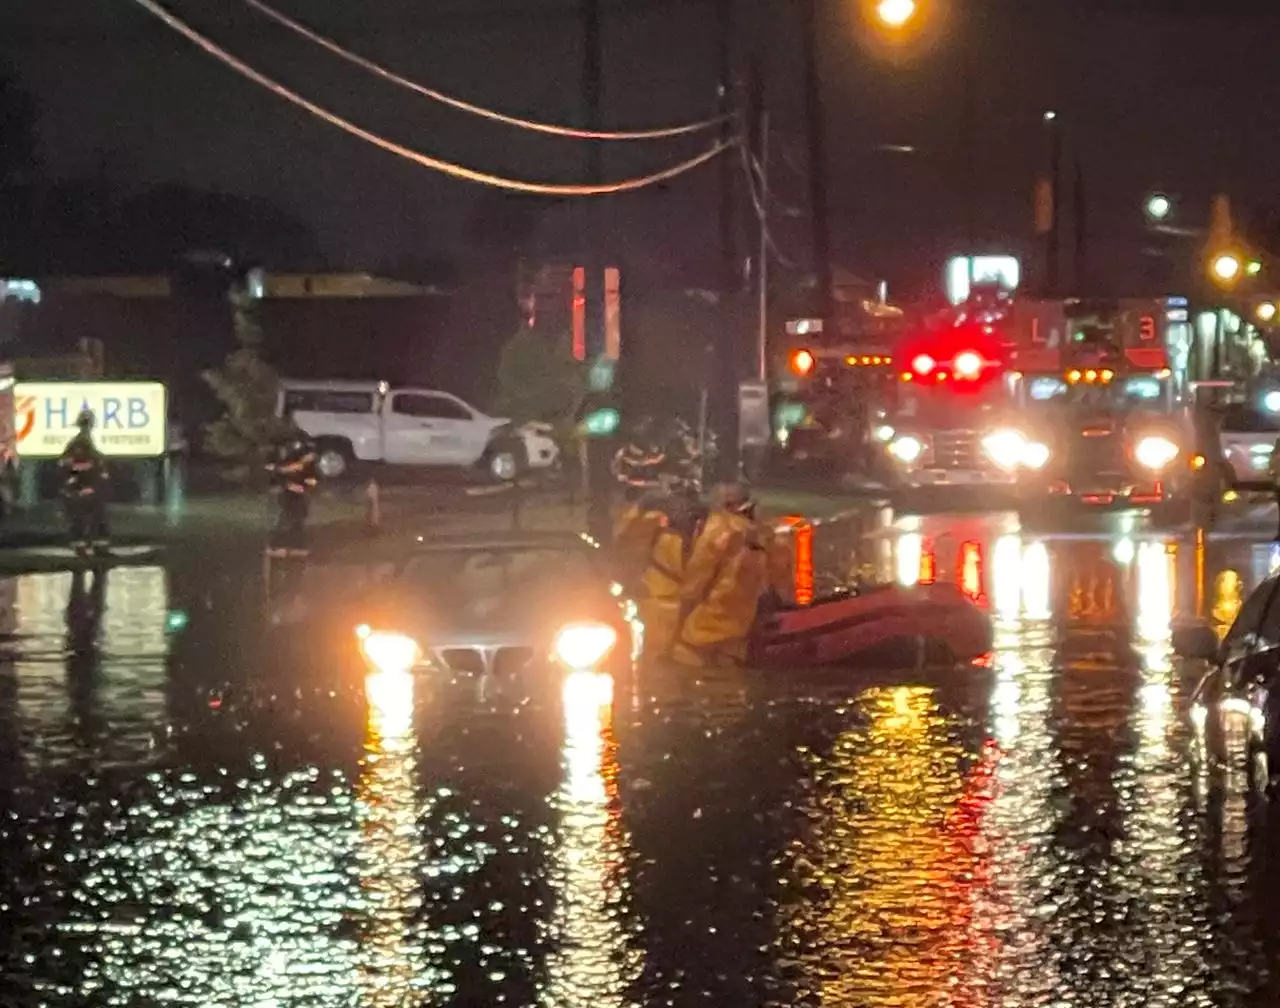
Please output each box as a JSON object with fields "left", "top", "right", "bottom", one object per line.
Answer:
{"left": 2, "top": 510, "right": 1280, "bottom": 1007}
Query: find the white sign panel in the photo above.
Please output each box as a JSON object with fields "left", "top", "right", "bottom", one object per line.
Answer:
{"left": 15, "top": 382, "right": 168, "bottom": 458}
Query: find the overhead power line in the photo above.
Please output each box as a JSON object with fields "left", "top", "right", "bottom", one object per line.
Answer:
{"left": 129, "top": 0, "right": 738, "bottom": 197}
{"left": 244, "top": 0, "right": 733, "bottom": 142}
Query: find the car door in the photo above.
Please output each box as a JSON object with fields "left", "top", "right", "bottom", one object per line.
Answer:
{"left": 1219, "top": 404, "right": 1280, "bottom": 486}
{"left": 384, "top": 392, "right": 479, "bottom": 465}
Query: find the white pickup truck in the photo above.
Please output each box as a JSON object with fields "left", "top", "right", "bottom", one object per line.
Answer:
{"left": 278, "top": 380, "right": 559, "bottom": 481}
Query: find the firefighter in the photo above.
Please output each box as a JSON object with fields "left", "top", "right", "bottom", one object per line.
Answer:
{"left": 267, "top": 424, "right": 318, "bottom": 555}
{"left": 58, "top": 408, "right": 109, "bottom": 555}
{"left": 639, "top": 482, "right": 708, "bottom": 658}
{"left": 612, "top": 417, "right": 665, "bottom": 500}
{"left": 672, "top": 482, "right": 773, "bottom": 668}
{"left": 613, "top": 488, "right": 668, "bottom": 590}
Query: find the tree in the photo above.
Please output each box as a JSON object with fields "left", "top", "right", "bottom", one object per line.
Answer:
{"left": 491, "top": 326, "right": 584, "bottom": 430}
{"left": 202, "top": 289, "right": 288, "bottom": 476}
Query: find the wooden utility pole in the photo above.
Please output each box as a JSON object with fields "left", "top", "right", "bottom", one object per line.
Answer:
{"left": 581, "top": 0, "right": 612, "bottom": 545}
{"left": 1046, "top": 115, "right": 1062, "bottom": 296}
{"left": 799, "top": 0, "right": 832, "bottom": 324}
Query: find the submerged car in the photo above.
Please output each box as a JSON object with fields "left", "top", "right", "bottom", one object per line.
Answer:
{"left": 347, "top": 531, "right": 642, "bottom": 679}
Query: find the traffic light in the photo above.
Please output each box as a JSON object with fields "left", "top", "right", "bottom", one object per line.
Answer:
{"left": 576, "top": 393, "right": 621, "bottom": 438}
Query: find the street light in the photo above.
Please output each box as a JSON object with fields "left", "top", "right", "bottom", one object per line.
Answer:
{"left": 1257, "top": 301, "right": 1277, "bottom": 324}
{"left": 875, "top": 0, "right": 917, "bottom": 29}
{"left": 1144, "top": 192, "right": 1172, "bottom": 223}
{"left": 1211, "top": 253, "right": 1242, "bottom": 285}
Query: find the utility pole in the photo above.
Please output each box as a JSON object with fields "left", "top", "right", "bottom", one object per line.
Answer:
{"left": 716, "top": 0, "right": 737, "bottom": 297}
{"left": 1073, "top": 158, "right": 1088, "bottom": 295}
{"left": 799, "top": 0, "right": 832, "bottom": 324}
{"left": 581, "top": 0, "right": 612, "bottom": 545}
{"left": 1046, "top": 113, "right": 1062, "bottom": 296}
{"left": 756, "top": 110, "right": 770, "bottom": 382}
{"left": 714, "top": 0, "right": 739, "bottom": 478}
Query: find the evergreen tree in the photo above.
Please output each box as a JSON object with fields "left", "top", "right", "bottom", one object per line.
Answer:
{"left": 203, "top": 289, "right": 287, "bottom": 475}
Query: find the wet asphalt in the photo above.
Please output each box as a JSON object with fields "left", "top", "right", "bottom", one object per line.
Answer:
{"left": 3, "top": 499, "right": 1280, "bottom": 1007}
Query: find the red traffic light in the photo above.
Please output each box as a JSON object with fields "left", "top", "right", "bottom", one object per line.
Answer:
{"left": 791, "top": 349, "right": 816, "bottom": 376}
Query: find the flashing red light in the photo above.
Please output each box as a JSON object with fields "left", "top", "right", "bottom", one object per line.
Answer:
{"left": 954, "top": 350, "right": 983, "bottom": 379}
{"left": 791, "top": 349, "right": 816, "bottom": 376}
{"left": 912, "top": 353, "right": 936, "bottom": 376}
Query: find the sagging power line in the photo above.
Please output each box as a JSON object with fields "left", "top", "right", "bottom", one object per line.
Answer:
{"left": 129, "top": 0, "right": 738, "bottom": 197}
{"left": 243, "top": 0, "right": 734, "bottom": 143}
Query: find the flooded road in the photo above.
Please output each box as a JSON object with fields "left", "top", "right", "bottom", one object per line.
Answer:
{"left": 3, "top": 509, "right": 1280, "bottom": 1006}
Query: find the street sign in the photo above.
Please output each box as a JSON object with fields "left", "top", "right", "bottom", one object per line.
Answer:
{"left": 15, "top": 381, "right": 168, "bottom": 458}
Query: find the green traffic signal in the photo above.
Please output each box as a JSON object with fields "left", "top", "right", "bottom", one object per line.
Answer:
{"left": 582, "top": 407, "right": 621, "bottom": 437}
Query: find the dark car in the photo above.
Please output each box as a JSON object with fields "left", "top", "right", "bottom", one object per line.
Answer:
{"left": 337, "top": 531, "right": 642, "bottom": 681}
{"left": 1178, "top": 569, "right": 1280, "bottom": 785}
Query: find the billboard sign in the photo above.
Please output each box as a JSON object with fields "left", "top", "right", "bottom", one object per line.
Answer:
{"left": 15, "top": 382, "right": 167, "bottom": 458}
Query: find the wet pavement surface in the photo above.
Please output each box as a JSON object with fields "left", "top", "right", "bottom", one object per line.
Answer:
{"left": 4, "top": 503, "right": 1280, "bottom": 1006}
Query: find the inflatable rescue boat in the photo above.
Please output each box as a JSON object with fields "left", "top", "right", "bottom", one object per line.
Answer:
{"left": 754, "top": 581, "right": 993, "bottom": 668}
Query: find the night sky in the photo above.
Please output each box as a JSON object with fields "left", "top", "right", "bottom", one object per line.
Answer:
{"left": 5, "top": 0, "right": 1280, "bottom": 298}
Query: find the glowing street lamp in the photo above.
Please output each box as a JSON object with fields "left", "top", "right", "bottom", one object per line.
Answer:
{"left": 1211, "top": 253, "right": 1242, "bottom": 286}
{"left": 875, "top": 0, "right": 917, "bottom": 29}
{"left": 1257, "top": 301, "right": 1277, "bottom": 324}
{"left": 1144, "top": 193, "right": 1172, "bottom": 223}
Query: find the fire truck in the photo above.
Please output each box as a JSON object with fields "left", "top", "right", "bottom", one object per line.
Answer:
{"left": 773, "top": 301, "right": 907, "bottom": 476}
{"left": 879, "top": 289, "right": 1030, "bottom": 488}
{"left": 1010, "top": 297, "right": 1205, "bottom": 511}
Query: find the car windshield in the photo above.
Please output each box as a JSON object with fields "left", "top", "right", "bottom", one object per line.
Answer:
{"left": 399, "top": 546, "right": 599, "bottom": 601}
{"left": 1028, "top": 376, "right": 1170, "bottom": 416}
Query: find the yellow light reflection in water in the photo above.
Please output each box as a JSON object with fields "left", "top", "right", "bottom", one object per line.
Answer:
{"left": 1135, "top": 542, "right": 1175, "bottom": 645}
{"left": 780, "top": 686, "right": 981, "bottom": 1005}
{"left": 12, "top": 567, "right": 170, "bottom": 768}
{"left": 975, "top": 562, "right": 1064, "bottom": 1004}
{"left": 1108, "top": 545, "right": 1212, "bottom": 1001}
{"left": 1212, "top": 569, "right": 1243, "bottom": 638}
{"left": 896, "top": 532, "right": 923, "bottom": 587}
{"left": 992, "top": 534, "right": 1023, "bottom": 623}
{"left": 541, "top": 671, "right": 640, "bottom": 1007}
{"left": 1021, "top": 541, "right": 1052, "bottom": 621}
{"left": 356, "top": 668, "right": 433, "bottom": 1007}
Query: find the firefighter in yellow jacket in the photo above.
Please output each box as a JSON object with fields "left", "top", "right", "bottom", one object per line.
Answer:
{"left": 672, "top": 483, "right": 776, "bottom": 668}
{"left": 613, "top": 491, "right": 667, "bottom": 590}
{"left": 638, "top": 488, "right": 707, "bottom": 658}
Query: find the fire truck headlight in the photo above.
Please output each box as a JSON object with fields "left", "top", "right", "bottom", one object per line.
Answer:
{"left": 953, "top": 350, "right": 983, "bottom": 379}
{"left": 889, "top": 435, "right": 924, "bottom": 464}
{"left": 1021, "top": 441, "right": 1051, "bottom": 470}
{"left": 982, "top": 429, "right": 1026, "bottom": 470}
{"left": 1135, "top": 435, "right": 1179, "bottom": 470}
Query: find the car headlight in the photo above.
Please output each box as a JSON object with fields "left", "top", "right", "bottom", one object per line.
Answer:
{"left": 1020, "top": 441, "right": 1051, "bottom": 470}
{"left": 356, "top": 626, "right": 422, "bottom": 674}
{"left": 888, "top": 435, "right": 924, "bottom": 464}
{"left": 874, "top": 424, "right": 895, "bottom": 443}
{"left": 982, "top": 429, "right": 1026, "bottom": 470}
{"left": 553, "top": 622, "right": 618, "bottom": 669}
{"left": 1135, "top": 435, "right": 1179, "bottom": 470}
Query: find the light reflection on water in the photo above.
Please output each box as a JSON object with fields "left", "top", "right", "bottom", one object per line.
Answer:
{"left": 5, "top": 568, "right": 170, "bottom": 770}
{"left": 1, "top": 521, "right": 1280, "bottom": 1004}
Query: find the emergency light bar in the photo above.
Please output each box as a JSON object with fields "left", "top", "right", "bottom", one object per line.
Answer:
{"left": 1066, "top": 368, "right": 1115, "bottom": 385}
{"left": 843, "top": 354, "right": 893, "bottom": 367}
